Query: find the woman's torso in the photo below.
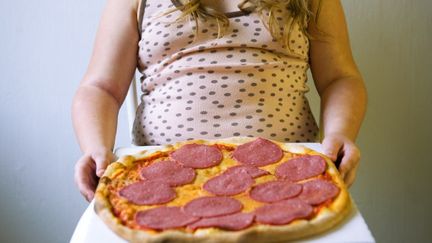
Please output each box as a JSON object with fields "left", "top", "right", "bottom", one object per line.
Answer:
{"left": 132, "top": 0, "right": 319, "bottom": 145}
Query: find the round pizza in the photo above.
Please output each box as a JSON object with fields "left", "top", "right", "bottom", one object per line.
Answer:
{"left": 94, "top": 137, "right": 352, "bottom": 242}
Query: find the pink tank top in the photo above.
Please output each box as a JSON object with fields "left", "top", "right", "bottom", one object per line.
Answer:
{"left": 132, "top": 0, "right": 319, "bottom": 145}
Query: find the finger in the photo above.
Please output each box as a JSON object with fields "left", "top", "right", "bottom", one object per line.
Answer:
{"left": 338, "top": 146, "right": 360, "bottom": 179}
{"left": 344, "top": 167, "right": 357, "bottom": 188}
{"left": 74, "top": 156, "right": 98, "bottom": 201}
{"left": 93, "top": 151, "right": 113, "bottom": 177}
{"left": 76, "top": 169, "right": 97, "bottom": 201}
{"left": 74, "top": 171, "right": 96, "bottom": 201}
{"left": 321, "top": 136, "right": 343, "bottom": 162}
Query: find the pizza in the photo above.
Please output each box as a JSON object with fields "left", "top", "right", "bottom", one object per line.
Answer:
{"left": 94, "top": 137, "right": 352, "bottom": 242}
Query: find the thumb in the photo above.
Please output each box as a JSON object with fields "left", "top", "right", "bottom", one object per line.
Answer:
{"left": 321, "top": 136, "right": 343, "bottom": 161}
{"left": 93, "top": 151, "right": 113, "bottom": 177}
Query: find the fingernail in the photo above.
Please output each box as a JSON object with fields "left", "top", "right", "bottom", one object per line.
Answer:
{"left": 87, "top": 192, "right": 94, "bottom": 201}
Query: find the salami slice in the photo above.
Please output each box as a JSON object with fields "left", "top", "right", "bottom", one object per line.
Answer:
{"left": 249, "top": 180, "right": 302, "bottom": 203}
{"left": 255, "top": 199, "right": 313, "bottom": 225}
{"left": 118, "top": 180, "right": 176, "bottom": 205}
{"left": 225, "top": 165, "right": 270, "bottom": 178}
{"left": 171, "top": 144, "right": 223, "bottom": 168}
{"left": 203, "top": 168, "right": 254, "bottom": 196}
{"left": 298, "top": 179, "right": 340, "bottom": 205}
{"left": 183, "top": 196, "right": 243, "bottom": 218}
{"left": 275, "top": 155, "right": 326, "bottom": 181}
{"left": 136, "top": 206, "right": 199, "bottom": 230}
{"left": 232, "top": 137, "right": 283, "bottom": 166}
{"left": 140, "top": 160, "right": 196, "bottom": 186}
{"left": 187, "top": 212, "right": 254, "bottom": 231}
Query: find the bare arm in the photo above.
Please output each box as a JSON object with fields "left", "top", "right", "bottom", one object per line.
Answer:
{"left": 308, "top": 0, "right": 367, "bottom": 187}
{"left": 72, "top": 0, "right": 140, "bottom": 201}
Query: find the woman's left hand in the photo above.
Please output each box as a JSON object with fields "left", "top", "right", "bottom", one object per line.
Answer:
{"left": 321, "top": 134, "right": 361, "bottom": 187}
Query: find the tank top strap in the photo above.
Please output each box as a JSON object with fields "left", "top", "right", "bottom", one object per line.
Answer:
{"left": 137, "top": 0, "right": 147, "bottom": 36}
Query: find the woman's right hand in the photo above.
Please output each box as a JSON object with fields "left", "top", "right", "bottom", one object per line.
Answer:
{"left": 74, "top": 149, "right": 114, "bottom": 202}
{"left": 71, "top": 0, "right": 139, "bottom": 202}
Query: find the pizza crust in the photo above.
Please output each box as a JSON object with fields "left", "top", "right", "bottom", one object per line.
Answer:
{"left": 94, "top": 137, "right": 353, "bottom": 243}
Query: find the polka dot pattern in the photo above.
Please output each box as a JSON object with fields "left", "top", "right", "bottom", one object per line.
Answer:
{"left": 132, "top": 0, "right": 318, "bottom": 145}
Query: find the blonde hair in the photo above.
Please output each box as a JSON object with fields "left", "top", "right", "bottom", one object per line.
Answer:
{"left": 165, "top": 0, "right": 320, "bottom": 49}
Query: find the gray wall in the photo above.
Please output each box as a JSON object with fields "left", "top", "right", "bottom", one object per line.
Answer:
{"left": 1, "top": 0, "right": 431, "bottom": 242}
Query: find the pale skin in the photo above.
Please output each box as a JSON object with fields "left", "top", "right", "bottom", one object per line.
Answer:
{"left": 72, "top": 0, "right": 367, "bottom": 201}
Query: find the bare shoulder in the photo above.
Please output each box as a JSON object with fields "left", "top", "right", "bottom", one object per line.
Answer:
{"left": 308, "top": 0, "right": 346, "bottom": 37}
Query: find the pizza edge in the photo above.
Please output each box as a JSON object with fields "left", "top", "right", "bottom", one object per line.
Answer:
{"left": 94, "top": 137, "right": 352, "bottom": 243}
